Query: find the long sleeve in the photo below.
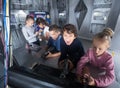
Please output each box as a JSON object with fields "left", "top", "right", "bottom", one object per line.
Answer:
{"left": 22, "top": 26, "right": 37, "bottom": 43}
{"left": 47, "top": 37, "right": 52, "bottom": 47}
{"left": 59, "top": 38, "right": 67, "bottom": 61}
{"left": 76, "top": 48, "right": 115, "bottom": 87}
{"left": 59, "top": 38, "right": 85, "bottom": 66}
{"left": 77, "top": 41, "right": 85, "bottom": 59}
{"left": 94, "top": 55, "right": 115, "bottom": 87}
{"left": 27, "top": 34, "right": 36, "bottom": 41}
{"left": 76, "top": 50, "right": 89, "bottom": 76}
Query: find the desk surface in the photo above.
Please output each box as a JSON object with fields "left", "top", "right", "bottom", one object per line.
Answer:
{"left": 8, "top": 64, "right": 98, "bottom": 88}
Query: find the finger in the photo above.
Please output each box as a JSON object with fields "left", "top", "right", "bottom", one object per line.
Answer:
{"left": 47, "top": 51, "right": 50, "bottom": 53}
{"left": 84, "top": 74, "right": 89, "bottom": 78}
{"left": 48, "top": 51, "right": 52, "bottom": 55}
{"left": 89, "top": 76, "right": 94, "bottom": 82}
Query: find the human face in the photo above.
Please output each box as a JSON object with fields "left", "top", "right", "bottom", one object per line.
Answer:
{"left": 38, "top": 23, "right": 45, "bottom": 29}
{"left": 49, "top": 31, "right": 60, "bottom": 40}
{"left": 93, "top": 39, "right": 109, "bottom": 57}
{"left": 26, "top": 19, "right": 34, "bottom": 27}
{"left": 63, "top": 31, "right": 76, "bottom": 45}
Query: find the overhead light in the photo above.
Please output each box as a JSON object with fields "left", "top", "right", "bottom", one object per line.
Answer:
{"left": 17, "top": 10, "right": 26, "bottom": 15}
{"left": 59, "top": 13, "right": 65, "bottom": 16}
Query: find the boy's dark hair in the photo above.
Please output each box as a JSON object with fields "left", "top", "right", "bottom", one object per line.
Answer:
{"left": 25, "top": 15, "right": 34, "bottom": 21}
{"left": 49, "top": 24, "right": 61, "bottom": 32}
{"left": 62, "top": 24, "right": 77, "bottom": 37}
{"left": 36, "top": 17, "right": 48, "bottom": 26}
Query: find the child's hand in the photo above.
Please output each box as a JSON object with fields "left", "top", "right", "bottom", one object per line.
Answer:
{"left": 35, "top": 32, "right": 39, "bottom": 36}
{"left": 83, "top": 73, "right": 90, "bottom": 83}
{"left": 38, "top": 30, "right": 43, "bottom": 35}
{"left": 39, "top": 29, "right": 43, "bottom": 32}
{"left": 88, "top": 75, "right": 95, "bottom": 86}
{"left": 58, "top": 59, "right": 74, "bottom": 70}
{"left": 77, "top": 74, "right": 89, "bottom": 84}
{"left": 46, "top": 52, "right": 52, "bottom": 58}
{"left": 78, "top": 67, "right": 91, "bottom": 84}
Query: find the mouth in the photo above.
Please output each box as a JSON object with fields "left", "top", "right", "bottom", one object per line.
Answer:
{"left": 66, "top": 41, "right": 70, "bottom": 44}
{"left": 94, "top": 52, "right": 99, "bottom": 57}
{"left": 66, "top": 41, "right": 71, "bottom": 45}
{"left": 66, "top": 41, "right": 69, "bottom": 43}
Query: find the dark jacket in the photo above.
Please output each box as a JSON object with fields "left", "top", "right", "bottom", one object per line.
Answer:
{"left": 59, "top": 37, "right": 85, "bottom": 67}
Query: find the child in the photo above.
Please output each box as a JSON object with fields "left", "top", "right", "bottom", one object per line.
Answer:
{"left": 22, "top": 15, "right": 40, "bottom": 46}
{"left": 35, "top": 17, "right": 49, "bottom": 40}
{"left": 58, "top": 24, "right": 85, "bottom": 70}
{"left": 76, "top": 28, "right": 115, "bottom": 87}
{"left": 44, "top": 24, "right": 61, "bottom": 59}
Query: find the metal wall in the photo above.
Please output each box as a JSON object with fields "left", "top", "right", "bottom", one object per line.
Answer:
{"left": 68, "top": 0, "right": 120, "bottom": 40}
{"left": 111, "top": 14, "right": 120, "bottom": 50}
{"left": 106, "top": 0, "right": 120, "bottom": 30}
{"left": 68, "top": 0, "right": 94, "bottom": 39}
{"left": 10, "top": 0, "right": 120, "bottom": 50}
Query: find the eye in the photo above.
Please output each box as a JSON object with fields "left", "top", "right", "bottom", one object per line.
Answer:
{"left": 99, "top": 48, "right": 102, "bottom": 50}
{"left": 64, "top": 34, "right": 67, "bottom": 37}
{"left": 93, "top": 46, "right": 96, "bottom": 49}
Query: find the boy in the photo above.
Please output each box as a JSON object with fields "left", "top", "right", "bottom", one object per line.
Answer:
{"left": 43, "top": 24, "right": 61, "bottom": 59}
{"left": 58, "top": 24, "right": 85, "bottom": 70}
{"left": 35, "top": 17, "right": 49, "bottom": 41}
{"left": 22, "top": 15, "right": 40, "bottom": 45}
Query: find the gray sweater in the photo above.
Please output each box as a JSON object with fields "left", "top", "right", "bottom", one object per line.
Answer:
{"left": 22, "top": 25, "right": 37, "bottom": 44}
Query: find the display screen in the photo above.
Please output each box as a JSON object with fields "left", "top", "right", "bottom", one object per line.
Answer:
{"left": 29, "top": 11, "right": 51, "bottom": 24}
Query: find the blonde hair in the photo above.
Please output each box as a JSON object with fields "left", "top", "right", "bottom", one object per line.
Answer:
{"left": 93, "top": 27, "right": 114, "bottom": 43}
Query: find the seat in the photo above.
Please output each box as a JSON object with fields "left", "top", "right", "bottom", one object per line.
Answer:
{"left": 25, "top": 43, "right": 41, "bottom": 53}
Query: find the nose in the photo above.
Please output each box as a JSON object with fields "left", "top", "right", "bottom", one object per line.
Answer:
{"left": 95, "top": 48, "right": 99, "bottom": 54}
{"left": 66, "top": 38, "right": 69, "bottom": 42}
